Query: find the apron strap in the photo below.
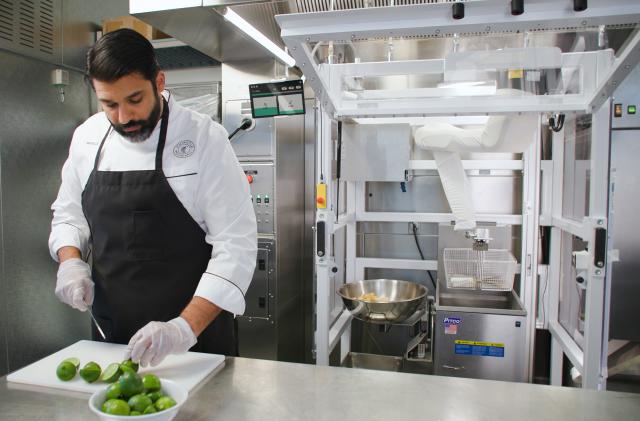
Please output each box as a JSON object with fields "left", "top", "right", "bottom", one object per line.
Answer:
{"left": 155, "top": 97, "right": 169, "bottom": 170}
{"left": 93, "top": 96, "right": 169, "bottom": 171}
{"left": 93, "top": 126, "right": 112, "bottom": 171}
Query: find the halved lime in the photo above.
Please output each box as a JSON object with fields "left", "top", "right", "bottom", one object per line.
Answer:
{"left": 79, "top": 361, "right": 101, "bottom": 383}
{"left": 101, "top": 362, "right": 121, "bottom": 383}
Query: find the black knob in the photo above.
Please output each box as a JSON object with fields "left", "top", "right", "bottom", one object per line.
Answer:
{"left": 576, "top": 276, "right": 585, "bottom": 284}
{"left": 511, "top": 0, "right": 524, "bottom": 16}
{"left": 573, "top": 0, "right": 587, "bottom": 12}
{"left": 452, "top": 2, "right": 464, "bottom": 20}
{"left": 331, "top": 267, "right": 338, "bottom": 273}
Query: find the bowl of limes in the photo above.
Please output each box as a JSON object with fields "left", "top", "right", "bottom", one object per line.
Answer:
{"left": 88, "top": 370, "right": 187, "bottom": 420}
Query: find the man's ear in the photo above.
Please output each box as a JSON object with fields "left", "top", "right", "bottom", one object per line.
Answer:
{"left": 156, "top": 71, "right": 165, "bottom": 93}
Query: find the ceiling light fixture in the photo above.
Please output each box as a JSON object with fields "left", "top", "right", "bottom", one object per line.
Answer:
{"left": 222, "top": 7, "right": 296, "bottom": 67}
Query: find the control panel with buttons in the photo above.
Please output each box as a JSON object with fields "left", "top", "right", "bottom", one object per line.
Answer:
{"left": 242, "top": 162, "right": 275, "bottom": 234}
{"left": 612, "top": 64, "right": 640, "bottom": 129}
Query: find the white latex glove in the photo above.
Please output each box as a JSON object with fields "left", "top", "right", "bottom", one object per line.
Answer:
{"left": 125, "top": 317, "right": 197, "bottom": 367}
{"left": 55, "top": 258, "right": 94, "bottom": 312}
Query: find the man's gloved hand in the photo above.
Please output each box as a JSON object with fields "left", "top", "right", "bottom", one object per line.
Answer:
{"left": 55, "top": 258, "right": 94, "bottom": 312}
{"left": 125, "top": 317, "right": 197, "bottom": 367}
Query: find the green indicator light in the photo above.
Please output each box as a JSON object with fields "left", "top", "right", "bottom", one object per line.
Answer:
{"left": 628, "top": 105, "right": 637, "bottom": 115}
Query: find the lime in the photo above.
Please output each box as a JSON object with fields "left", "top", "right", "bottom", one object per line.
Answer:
{"left": 128, "top": 393, "right": 153, "bottom": 412}
{"left": 102, "top": 398, "right": 130, "bottom": 416}
{"left": 101, "top": 362, "right": 121, "bottom": 383}
{"left": 105, "top": 383, "right": 122, "bottom": 400}
{"left": 143, "top": 405, "right": 157, "bottom": 414}
{"left": 56, "top": 361, "right": 77, "bottom": 381}
{"left": 121, "top": 359, "right": 139, "bottom": 373}
{"left": 155, "top": 396, "right": 176, "bottom": 411}
{"left": 130, "top": 411, "right": 141, "bottom": 416}
{"left": 146, "top": 391, "right": 164, "bottom": 403}
{"left": 120, "top": 365, "right": 136, "bottom": 376}
{"left": 63, "top": 357, "right": 80, "bottom": 369}
{"left": 119, "top": 370, "right": 144, "bottom": 398}
{"left": 142, "top": 374, "right": 161, "bottom": 392}
{"left": 79, "top": 361, "right": 101, "bottom": 383}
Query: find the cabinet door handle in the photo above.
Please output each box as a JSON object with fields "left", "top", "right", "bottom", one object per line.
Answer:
{"left": 442, "top": 364, "right": 465, "bottom": 371}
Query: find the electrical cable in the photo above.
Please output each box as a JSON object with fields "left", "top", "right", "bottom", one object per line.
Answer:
{"left": 549, "top": 113, "right": 565, "bottom": 132}
{"left": 412, "top": 222, "right": 437, "bottom": 291}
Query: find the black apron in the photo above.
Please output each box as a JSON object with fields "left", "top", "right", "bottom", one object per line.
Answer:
{"left": 81, "top": 98, "right": 237, "bottom": 356}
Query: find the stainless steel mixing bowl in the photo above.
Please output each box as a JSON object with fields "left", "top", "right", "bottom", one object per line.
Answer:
{"left": 338, "top": 279, "right": 428, "bottom": 324}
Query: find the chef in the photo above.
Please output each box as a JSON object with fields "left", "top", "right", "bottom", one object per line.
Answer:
{"left": 48, "top": 28, "right": 257, "bottom": 366}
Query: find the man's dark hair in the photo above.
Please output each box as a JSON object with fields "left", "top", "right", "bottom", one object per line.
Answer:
{"left": 86, "top": 28, "right": 160, "bottom": 85}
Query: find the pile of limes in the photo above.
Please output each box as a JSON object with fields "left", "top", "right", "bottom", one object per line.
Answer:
{"left": 55, "top": 358, "right": 177, "bottom": 415}
{"left": 101, "top": 372, "right": 176, "bottom": 416}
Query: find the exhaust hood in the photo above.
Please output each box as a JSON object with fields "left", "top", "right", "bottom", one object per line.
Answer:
{"left": 130, "top": 0, "right": 294, "bottom": 64}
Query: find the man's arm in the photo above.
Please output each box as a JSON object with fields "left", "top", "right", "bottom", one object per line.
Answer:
{"left": 57, "top": 246, "right": 82, "bottom": 262}
{"left": 190, "top": 123, "right": 257, "bottom": 319}
{"left": 49, "top": 126, "right": 92, "bottom": 262}
{"left": 180, "top": 297, "right": 223, "bottom": 336}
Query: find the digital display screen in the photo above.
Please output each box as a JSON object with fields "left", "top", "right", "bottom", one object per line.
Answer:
{"left": 249, "top": 80, "right": 305, "bottom": 118}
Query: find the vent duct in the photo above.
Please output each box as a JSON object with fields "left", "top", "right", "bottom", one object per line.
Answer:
{"left": 0, "top": 0, "right": 60, "bottom": 62}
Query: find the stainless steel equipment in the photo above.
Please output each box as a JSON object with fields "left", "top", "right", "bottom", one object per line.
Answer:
{"left": 609, "top": 65, "right": 640, "bottom": 342}
{"left": 222, "top": 61, "right": 314, "bottom": 362}
{"left": 338, "top": 279, "right": 428, "bottom": 324}
{"left": 433, "top": 224, "right": 528, "bottom": 382}
{"left": 434, "top": 289, "right": 527, "bottom": 382}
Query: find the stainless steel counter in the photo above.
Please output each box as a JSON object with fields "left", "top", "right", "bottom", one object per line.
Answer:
{"left": 2, "top": 357, "right": 639, "bottom": 420}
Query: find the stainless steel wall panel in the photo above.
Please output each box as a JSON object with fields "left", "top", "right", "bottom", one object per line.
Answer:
{"left": 225, "top": 100, "right": 275, "bottom": 158}
{"left": 0, "top": 50, "right": 92, "bottom": 374}
{"left": 363, "top": 233, "right": 438, "bottom": 261}
{"left": 274, "top": 111, "right": 305, "bottom": 362}
{"left": 302, "top": 97, "right": 316, "bottom": 363}
{"left": 0, "top": 202, "right": 6, "bottom": 374}
{"left": 242, "top": 162, "right": 275, "bottom": 234}
{"left": 223, "top": 61, "right": 310, "bottom": 363}
{"left": 608, "top": 130, "right": 640, "bottom": 341}
{"left": 366, "top": 175, "right": 522, "bottom": 215}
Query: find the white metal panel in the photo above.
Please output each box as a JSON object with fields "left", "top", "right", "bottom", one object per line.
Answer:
{"left": 341, "top": 124, "right": 411, "bottom": 181}
{"left": 356, "top": 211, "right": 522, "bottom": 225}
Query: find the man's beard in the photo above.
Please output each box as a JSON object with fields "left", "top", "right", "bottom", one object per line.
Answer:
{"left": 110, "top": 93, "right": 162, "bottom": 143}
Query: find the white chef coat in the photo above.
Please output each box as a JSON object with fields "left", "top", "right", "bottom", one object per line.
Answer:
{"left": 49, "top": 92, "right": 257, "bottom": 316}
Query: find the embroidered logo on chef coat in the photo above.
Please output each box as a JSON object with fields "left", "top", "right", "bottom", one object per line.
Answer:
{"left": 173, "top": 140, "right": 195, "bottom": 158}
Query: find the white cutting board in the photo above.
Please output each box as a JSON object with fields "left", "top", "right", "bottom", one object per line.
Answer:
{"left": 7, "top": 340, "right": 225, "bottom": 394}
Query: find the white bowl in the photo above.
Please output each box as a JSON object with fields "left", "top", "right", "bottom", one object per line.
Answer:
{"left": 88, "top": 379, "right": 188, "bottom": 420}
